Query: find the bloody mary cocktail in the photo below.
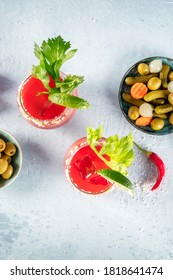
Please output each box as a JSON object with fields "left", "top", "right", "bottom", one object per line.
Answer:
{"left": 64, "top": 137, "right": 113, "bottom": 194}
{"left": 17, "top": 73, "right": 77, "bottom": 129}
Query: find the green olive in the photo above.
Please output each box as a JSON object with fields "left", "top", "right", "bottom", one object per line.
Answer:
{"left": 169, "top": 71, "right": 173, "bottom": 81}
{"left": 168, "top": 93, "right": 173, "bottom": 105}
{"left": 2, "top": 164, "right": 13, "bottom": 179}
{"left": 147, "top": 77, "right": 161, "bottom": 91}
{"left": 125, "top": 77, "right": 135, "bottom": 85}
{"left": 128, "top": 106, "right": 140, "bottom": 120}
{"left": 1, "top": 154, "right": 11, "bottom": 163}
{"left": 169, "top": 112, "right": 173, "bottom": 125}
{"left": 4, "top": 142, "right": 16, "bottom": 156}
{"left": 0, "top": 139, "right": 6, "bottom": 152}
{"left": 150, "top": 118, "right": 165, "bottom": 130}
{"left": 137, "top": 63, "right": 150, "bottom": 75}
{"left": 0, "top": 159, "right": 8, "bottom": 174}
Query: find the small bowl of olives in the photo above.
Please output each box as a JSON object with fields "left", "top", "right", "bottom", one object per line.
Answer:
{"left": 0, "top": 129, "right": 22, "bottom": 189}
{"left": 118, "top": 56, "right": 173, "bottom": 135}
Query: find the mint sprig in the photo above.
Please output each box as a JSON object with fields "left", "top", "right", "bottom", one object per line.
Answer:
{"left": 32, "top": 36, "right": 90, "bottom": 109}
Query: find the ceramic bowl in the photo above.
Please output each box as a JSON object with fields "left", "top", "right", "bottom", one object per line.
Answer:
{"left": 0, "top": 129, "right": 22, "bottom": 189}
{"left": 118, "top": 56, "right": 173, "bottom": 135}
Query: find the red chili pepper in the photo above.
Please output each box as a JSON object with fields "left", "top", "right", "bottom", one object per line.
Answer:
{"left": 134, "top": 142, "right": 165, "bottom": 191}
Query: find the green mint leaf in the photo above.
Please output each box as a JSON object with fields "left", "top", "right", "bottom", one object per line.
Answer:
{"left": 48, "top": 91, "right": 90, "bottom": 109}
{"left": 98, "top": 169, "right": 134, "bottom": 196}
{"left": 86, "top": 124, "right": 103, "bottom": 147}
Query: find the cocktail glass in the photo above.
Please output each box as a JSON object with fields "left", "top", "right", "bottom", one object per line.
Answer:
{"left": 17, "top": 72, "right": 77, "bottom": 129}
{"left": 64, "top": 137, "right": 113, "bottom": 195}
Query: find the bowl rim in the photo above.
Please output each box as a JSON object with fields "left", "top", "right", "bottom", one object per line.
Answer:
{"left": 118, "top": 56, "right": 173, "bottom": 135}
{"left": 0, "top": 128, "right": 23, "bottom": 190}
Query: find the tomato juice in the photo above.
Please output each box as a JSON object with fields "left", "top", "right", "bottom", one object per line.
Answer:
{"left": 17, "top": 73, "right": 77, "bottom": 129}
{"left": 64, "top": 137, "right": 113, "bottom": 194}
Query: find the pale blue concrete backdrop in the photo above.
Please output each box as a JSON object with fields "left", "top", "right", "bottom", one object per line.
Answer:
{"left": 0, "top": 0, "right": 173, "bottom": 259}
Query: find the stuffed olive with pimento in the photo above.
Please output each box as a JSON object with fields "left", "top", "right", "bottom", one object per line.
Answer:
{"left": 0, "top": 138, "right": 16, "bottom": 179}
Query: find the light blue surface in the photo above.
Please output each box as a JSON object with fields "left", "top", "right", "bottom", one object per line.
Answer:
{"left": 0, "top": 0, "right": 173, "bottom": 260}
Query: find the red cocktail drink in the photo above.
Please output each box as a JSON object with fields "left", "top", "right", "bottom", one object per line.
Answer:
{"left": 64, "top": 137, "right": 113, "bottom": 194}
{"left": 17, "top": 73, "right": 77, "bottom": 129}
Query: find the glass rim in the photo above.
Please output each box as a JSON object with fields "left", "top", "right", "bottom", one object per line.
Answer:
{"left": 17, "top": 73, "right": 77, "bottom": 128}
{"left": 64, "top": 137, "right": 114, "bottom": 196}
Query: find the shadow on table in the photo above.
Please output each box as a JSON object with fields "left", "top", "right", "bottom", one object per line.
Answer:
{"left": 0, "top": 76, "right": 14, "bottom": 92}
{"left": 0, "top": 76, "right": 15, "bottom": 112}
{"left": 22, "top": 140, "right": 54, "bottom": 167}
{"left": 17, "top": 140, "right": 57, "bottom": 191}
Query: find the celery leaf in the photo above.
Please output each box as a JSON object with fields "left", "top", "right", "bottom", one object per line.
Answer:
{"left": 86, "top": 126, "right": 134, "bottom": 175}
{"left": 31, "top": 36, "right": 89, "bottom": 109}
{"left": 87, "top": 124, "right": 103, "bottom": 147}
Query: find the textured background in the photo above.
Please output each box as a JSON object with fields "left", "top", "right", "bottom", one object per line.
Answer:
{"left": 0, "top": 0, "right": 173, "bottom": 259}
